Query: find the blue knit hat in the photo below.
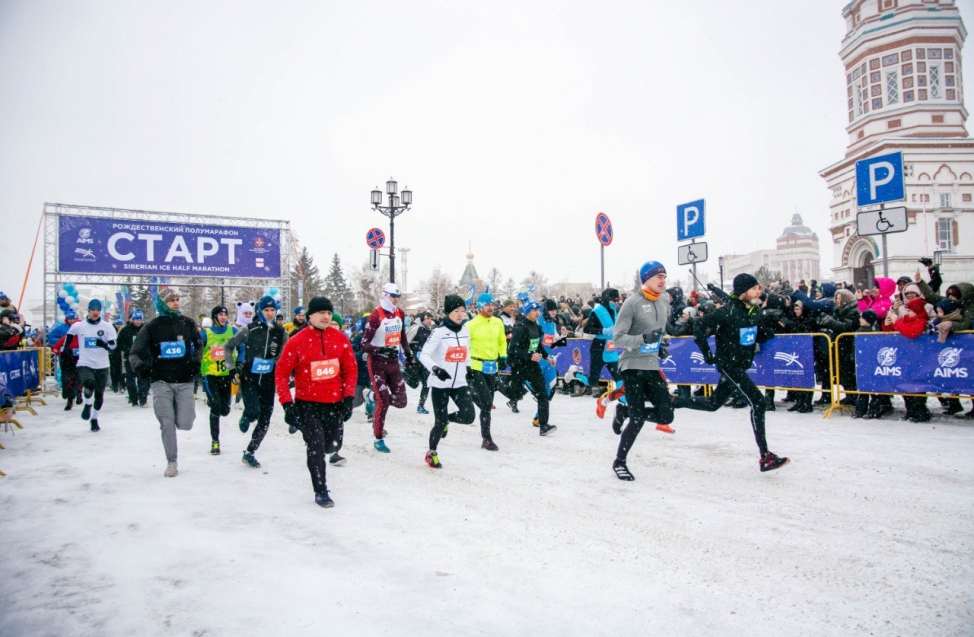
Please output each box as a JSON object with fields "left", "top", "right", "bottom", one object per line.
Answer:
{"left": 521, "top": 300, "right": 541, "bottom": 315}
{"left": 65, "top": 309, "right": 77, "bottom": 320}
{"left": 257, "top": 295, "right": 276, "bottom": 312}
{"left": 477, "top": 293, "right": 494, "bottom": 309}
{"left": 131, "top": 309, "right": 144, "bottom": 321}
{"left": 639, "top": 261, "right": 667, "bottom": 284}
{"left": 87, "top": 299, "right": 102, "bottom": 311}
{"left": 294, "top": 305, "right": 305, "bottom": 316}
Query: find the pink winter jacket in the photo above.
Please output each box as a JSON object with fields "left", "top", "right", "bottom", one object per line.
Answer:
{"left": 857, "top": 277, "right": 896, "bottom": 319}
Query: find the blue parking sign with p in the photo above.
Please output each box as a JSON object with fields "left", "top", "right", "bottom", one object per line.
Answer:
{"left": 856, "top": 152, "right": 905, "bottom": 206}
{"left": 677, "top": 199, "right": 705, "bottom": 241}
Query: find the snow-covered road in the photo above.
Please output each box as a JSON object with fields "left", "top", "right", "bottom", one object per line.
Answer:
{"left": 2, "top": 388, "right": 972, "bottom": 636}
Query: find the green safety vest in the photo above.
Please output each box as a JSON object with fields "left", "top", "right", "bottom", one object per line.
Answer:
{"left": 201, "top": 327, "right": 235, "bottom": 376}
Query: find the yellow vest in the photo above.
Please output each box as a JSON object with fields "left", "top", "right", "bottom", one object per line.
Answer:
{"left": 466, "top": 314, "right": 507, "bottom": 372}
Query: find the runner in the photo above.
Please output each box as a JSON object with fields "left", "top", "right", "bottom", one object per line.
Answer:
{"left": 200, "top": 306, "right": 242, "bottom": 455}
{"left": 224, "top": 295, "right": 288, "bottom": 469}
{"left": 66, "top": 300, "right": 118, "bottom": 432}
{"left": 405, "top": 311, "right": 433, "bottom": 414}
{"left": 51, "top": 310, "right": 81, "bottom": 411}
{"left": 109, "top": 316, "right": 124, "bottom": 392}
{"left": 419, "top": 294, "right": 476, "bottom": 468}
{"left": 128, "top": 290, "right": 203, "bottom": 477}
{"left": 284, "top": 306, "right": 307, "bottom": 335}
{"left": 116, "top": 309, "right": 150, "bottom": 407}
{"left": 464, "top": 293, "right": 507, "bottom": 451}
{"left": 505, "top": 300, "right": 556, "bottom": 436}
{"left": 586, "top": 288, "right": 622, "bottom": 398}
{"left": 675, "top": 273, "right": 790, "bottom": 472}
{"left": 275, "top": 296, "right": 357, "bottom": 508}
{"left": 610, "top": 261, "right": 675, "bottom": 481}
{"left": 531, "top": 299, "right": 568, "bottom": 426}
{"left": 361, "top": 282, "right": 416, "bottom": 453}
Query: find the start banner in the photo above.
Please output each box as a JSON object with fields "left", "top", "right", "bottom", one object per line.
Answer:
{"left": 58, "top": 215, "right": 282, "bottom": 278}
{"left": 854, "top": 333, "right": 973, "bottom": 395}
{"left": 553, "top": 334, "right": 817, "bottom": 389}
{"left": 0, "top": 349, "right": 40, "bottom": 398}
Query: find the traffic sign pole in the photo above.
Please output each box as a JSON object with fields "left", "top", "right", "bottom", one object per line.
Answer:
{"left": 691, "top": 239, "right": 697, "bottom": 292}
{"left": 881, "top": 203, "right": 888, "bottom": 278}
{"left": 601, "top": 244, "right": 604, "bottom": 289}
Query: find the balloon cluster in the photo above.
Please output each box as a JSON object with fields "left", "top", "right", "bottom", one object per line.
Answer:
{"left": 264, "top": 286, "right": 283, "bottom": 311}
{"left": 56, "top": 282, "right": 81, "bottom": 320}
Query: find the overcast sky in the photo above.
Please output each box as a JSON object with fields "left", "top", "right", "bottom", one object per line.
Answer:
{"left": 1, "top": 0, "right": 972, "bottom": 303}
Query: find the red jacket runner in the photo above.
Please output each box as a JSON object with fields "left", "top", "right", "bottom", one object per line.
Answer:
{"left": 275, "top": 325, "right": 357, "bottom": 405}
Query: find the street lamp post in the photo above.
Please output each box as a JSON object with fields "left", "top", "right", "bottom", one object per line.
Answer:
{"left": 371, "top": 178, "right": 412, "bottom": 285}
{"left": 718, "top": 256, "right": 725, "bottom": 291}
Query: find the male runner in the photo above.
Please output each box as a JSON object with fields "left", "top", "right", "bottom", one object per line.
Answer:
{"left": 66, "top": 299, "right": 118, "bottom": 432}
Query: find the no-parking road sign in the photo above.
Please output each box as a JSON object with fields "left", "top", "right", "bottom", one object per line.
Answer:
{"left": 595, "top": 213, "right": 613, "bottom": 246}
{"left": 366, "top": 228, "right": 386, "bottom": 249}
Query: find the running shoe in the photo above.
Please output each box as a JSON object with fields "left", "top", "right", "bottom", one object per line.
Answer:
{"left": 759, "top": 452, "right": 790, "bottom": 472}
{"left": 425, "top": 450, "right": 442, "bottom": 469}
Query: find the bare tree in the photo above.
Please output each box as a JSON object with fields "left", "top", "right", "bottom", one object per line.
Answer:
{"left": 754, "top": 266, "right": 783, "bottom": 288}
{"left": 425, "top": 266, "right": 454, "bottom": 315}
{"left": 349, "top": 262, "right": 387, "bottom": 317}
{"left": 520, "top": 271, "right": 550, "bottom": 298}
{"left": 485, "top": 267, "right": 503, "bottom": 295}
{"left": 502, "top": 277, "right": 517, "bottom": 300}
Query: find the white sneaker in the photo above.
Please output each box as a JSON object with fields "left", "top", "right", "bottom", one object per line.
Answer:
{"left": 164, "top": 462, "right": 178, "bottom": 478}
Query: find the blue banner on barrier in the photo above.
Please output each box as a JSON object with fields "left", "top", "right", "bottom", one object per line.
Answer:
{"left": 58, "top": 215, "right": 282, "bottom": 278}
{"left": 855, "top": 333, "right": 973, "bottom": 395}
{"left": 0, "top": 350, "right": 41, "bottom": 398}
{"left": 551, "top": 335, "right": 817, "bottom": 389}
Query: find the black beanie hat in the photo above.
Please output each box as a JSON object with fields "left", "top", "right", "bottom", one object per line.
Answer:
{"left": 211, "top": 305, "right": 228, "bottom": 321}
{"left": 861, "top": 309, "right": 879, "bottom": 326}
{"left": 733, "top": 273, "right": 760, "bottom": 296}
{"left": 544, "top": 298, "right": 558, "bottom": 312}
{"left": 444, "top": 294, "right": 465, "bottom": 314}
{"left": 307, "top": 296, "right": 334, "bottom": 316}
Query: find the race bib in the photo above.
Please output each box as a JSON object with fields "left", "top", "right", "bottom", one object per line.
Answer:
{"left": 310, "top": 358, "right": 339, "bottom": 381}
{"left": 210, "top": 346, "right": 225, "bottom": 361}
{"left": 481, "top": 360, "right": 498, "bottom": 375}
{"left": 445, "top": 346, "right": 468, "bottom": 363}
{"left": 542, "top": 334, "right": 555, "bottom": 347}
{"left": 639, "top": 339, "right": 661, "bottom": 355}
{"left": 605, "top": 339, "right": 616, "bottom": 351}
{"left": 251, "top": 357, "right": 275, "bottom": 374}
{"left": 160, "top": 341, "right": 186, "bottom": 359}
{"left": 384, "top": 331, "right": 401, "bottom": 347}
{"left": 739, "top": 326, "right": 758, "bottom": 346}
{"left": 72, "top": 348, "right": 80, "bottom": 357}
{"left": 529, "top": 338, "right": 540, "bottom": 351}
{"left": 84, "top": 336, "right": 98, "bottom": 349}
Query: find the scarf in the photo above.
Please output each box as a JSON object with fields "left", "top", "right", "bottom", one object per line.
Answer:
{"left": 380, "top": 295, "right": 396, "bottom": 312}
{"left": 640, "top": 286, "right": 661, "bottom": 302}
{"left": 443, "top": 317, "right": 463, "bottom": 333}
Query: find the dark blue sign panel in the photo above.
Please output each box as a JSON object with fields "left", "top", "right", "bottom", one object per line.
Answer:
{"left": 855, "top": 151, "right": 905, "bottom": 206}
{"left": 676, "top": 199, "right": 706, "bottom": 241}
{"left": 855, "top": 333, "right": 973, "bottom": 395}
{"left": 58, "top": 216, "right": 282, "bottom": 278}
{"left": 551, "top": 335, "right": 816, "bottom": 389}
{"left": 0, "top": 350, "right": 40, "bottom": 398}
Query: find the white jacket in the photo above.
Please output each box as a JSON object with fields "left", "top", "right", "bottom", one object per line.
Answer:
{"left": 419, "top": 323, "right": 471, "bottom": 389}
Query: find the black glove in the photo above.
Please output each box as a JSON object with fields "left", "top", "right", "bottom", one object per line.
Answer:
{"left": 552, "top": 336, "right": 568, "bottom": 348}
{"left": 341, "top": 396, "right": 354, "bottom": 422}
{"left": 95, "top": 339, "right": 111, "bottom": 350}
{"left": 918, "top": 257, "right": 934, "bottom": 268}
{"left": 659, "top": 342, "right": 669, "bottom": 360}
{"left": 432, "top": 366, "right": 452, "bottom": 382}
{"left": 498, "top": 357, "right": 508, "bottom": 370}
{"left": 702, "top": 350, "right": 716, "bottom": 366}
{"left": 283, "top": 402, "right": 301, "bottom": 428}
{"left": 403, "top": 350, "right": 416, "bottom": 365}
{"left": 642, "top": 329, "right": 664, "bottom": 344}
{"left": 816, "top": 314, "right": 834, "bottom": 328}
{"left": 378, "top": 346, "right": 399, "bottom": 358}
{"left": 228, "top": 368, "right": 240, "bottom": 385}
{"left": 135, "top": 362, "right": 152, "bottom": 378}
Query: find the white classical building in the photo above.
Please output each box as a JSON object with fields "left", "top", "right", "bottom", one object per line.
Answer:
{"left": 819, "top": 0, "right": 973, "bottom": 287}
{"left": 720, "top": 215, "right": 822, "bottom": 287}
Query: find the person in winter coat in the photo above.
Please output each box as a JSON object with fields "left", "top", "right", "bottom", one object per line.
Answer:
{"left": 224, "top": 295, "right": 288, "bottom": 468}
{"left": 781, "top": 300, "right": 817, "bottom": 413}
{"left": 116, "top": 309, "right": 149, "bottom": 407}
{"left": 666, "top": 287, "right": 686, "bottom": 331}
{"left": 882, "top": 297, "right": 932, "bottom": 422}
{"left": 607, "top": 261, "right": 676, "bottom": 481}
{"left": 51, "top": 311, "right": 82, "bottom": 409}
{"left": 275, "top": 296, "right": 358, "bottom": 508}
{"left": 284, "top": 306, "right": 308, "bottom": 335}
{"left": 856, "top": 277, "right": 896, "bottom": 320}
{"left": 504, "top": 300, "right": 556, "bottom": 436}
{"left": 676, "top": 273, "right": 789, "bottom": 473}
{"left": 584, "top": 288, "right": 622, "bottom": 397}
{"left": 851, "top": 309, "right": 893, "bottom": 419}
{"left": 129, "top": 290, "right": 204, "bottom": 477}
{"left": 419, "top": 294, "right": 477, "bottom": 469}
{"left": 792, "top": 282, "right": 838, "bottom": 405}
{"left": 815, "top": 289, "right": 862, "bottom": 407}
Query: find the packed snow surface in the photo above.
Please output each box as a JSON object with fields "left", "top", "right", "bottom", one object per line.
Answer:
{"left": 1, "top": 387, "right": 972, "bottom": 636}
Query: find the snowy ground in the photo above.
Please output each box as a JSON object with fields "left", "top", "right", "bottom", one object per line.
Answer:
{"left": 1, "top": 385, "right": 973, "bottom": 637}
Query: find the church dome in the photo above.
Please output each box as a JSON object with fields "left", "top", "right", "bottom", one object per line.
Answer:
{"left": 779, "top": 214, "right": 814, "bottom": 239}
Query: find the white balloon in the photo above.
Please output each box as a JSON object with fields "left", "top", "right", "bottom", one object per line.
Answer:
{"left": 58, "top": 290, "right": 68, "bottom": 298}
